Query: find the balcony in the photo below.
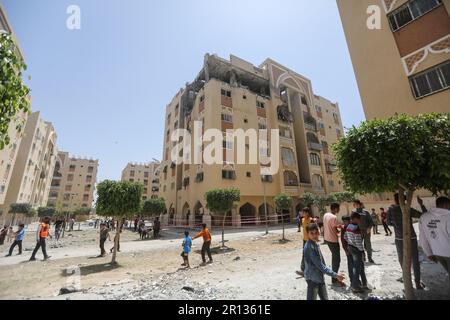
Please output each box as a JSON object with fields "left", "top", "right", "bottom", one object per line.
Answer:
{"left": 326, "top": 161, "right": 338, "bottom": 174}
{"left": 308, "top": 142, "right": 323, "bottom": 151}
{"left": 303, "top": 112, "right": 318, "bottom": 132}
{"left": 307, "top": 132, "right": 322, "bottom": 151}
{"left": 284, "top": 186, "right": 300, "bottom": 195}
{"left": 277, "top": 104, "right": 293, "bottom": 123}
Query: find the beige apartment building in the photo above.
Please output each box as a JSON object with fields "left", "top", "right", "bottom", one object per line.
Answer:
{"left": 159, "top": 54, "right": 345, "bottom": 228}
{"left": 0, "top": 5, "right": 28, "bottom": 208}
{"left": 337, "top": 0, "right": 450, "bottom": 120}
{"left": 0, "top": 112, "right": 57, "bottom": 212}
{"left": 121, "top": 162, "right": 160, "bottom": 201}
{"left": 47, "top": 151, "right": 98, "bottom": 212}
{"left": 337, "top": 0, "right": 449, "bottom": 203}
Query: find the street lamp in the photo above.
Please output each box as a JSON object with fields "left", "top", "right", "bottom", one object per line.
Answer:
{"left": 261, "top": 175, "right": 269, "bottom": 235}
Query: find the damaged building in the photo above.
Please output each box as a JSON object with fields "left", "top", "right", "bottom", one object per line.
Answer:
{"left": 159, "top": 54, "right": 345, "bottom": 227}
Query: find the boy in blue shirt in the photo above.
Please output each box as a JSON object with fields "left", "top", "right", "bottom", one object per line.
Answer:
{"left": 304, "top": 223, "right": 345, "bottom": 300}
{"left": 181, "top": 231, "right": 193, "bottom": 268}
{"left": 6, "top": 224, "right": 25, "bottom": 256}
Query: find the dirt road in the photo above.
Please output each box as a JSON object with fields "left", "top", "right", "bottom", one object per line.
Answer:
{"left": 0, "top": 225, "right": 448, "bottom": 300}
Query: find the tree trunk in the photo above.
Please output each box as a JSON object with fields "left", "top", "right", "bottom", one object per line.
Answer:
{"left": 221, "top": 211, "right": 227, "bottom": 248}
{"left": 399, "top": 188, "right": 416, "bottom": 300}
{"left": 111, "top": 218, "right": 123, "bottom": 264}
{"left": 280, "top": 209, "right": 286, "bottom": 241}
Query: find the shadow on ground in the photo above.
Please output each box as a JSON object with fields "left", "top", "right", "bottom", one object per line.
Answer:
{"left": 61, "top": 262, "right": 121, "bottom": 277}
{"left": 193, "top": 246, "right": 236, "bottom": 256}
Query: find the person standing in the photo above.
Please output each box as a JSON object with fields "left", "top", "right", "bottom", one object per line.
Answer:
{"left": 296, "top": 212, "right": 302, "bottom": 233}
{"left": 340, "top": 216, "right": 353, "bottom": 286}
{"left": 54, "top": 218, "right": 63, "bottom": 241}
{"left": 0, "top": 225, "right": 8, "bottom": 245}
{"left": 181, "top": 231, "right": 193, "bottom": 268}
{"left": 153, "top": 217, "right": 161, "bottom": 238}
{"left": 193, "top": 223, "right": 213, "bottom": 266}
{"left": 323, "top": 203, "right": 343, "bottom": 286}
{"left": 7, "top": 226, "right": 14, "bottom": 243}
{"left": 304, "top": 223, "right": 345, "bottom": 300}
{"left": 297, "top": 207, "right": 312, "bottom": 277}
{"left": 29, "top": 217, "right": 52, "bottom": 261}
{"left": 380, "top": 208, "right": 392, "bottom": 236}
{"left": 69, "top": 217, "right": 75, "bottom": 231}
{"left": 419, "top": 197, "right": 450, "bottom": 298}
{"left": 353, "top": 200, "right": 375, "bottom": 264}
{"left": 370, "top": 209, "right": 380, "bottom": 235}
{"left": 387, "top": 194, "right": 427, "bottom": 290}
{"left": 345, "top": 212, "right": 369, "bottom": 293}
{"left": 6, "top": 224, "right": 25, "bottom": 256}
{"left": 98, "top": 223, "right": 111, "bottom": 257}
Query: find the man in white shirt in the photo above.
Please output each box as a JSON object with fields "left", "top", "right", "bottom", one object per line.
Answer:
{"left": 419, "top": 196, "right": 450, "bottom": 297}
{"left": 323, "top": 203, "right": 343, "bottom": 286}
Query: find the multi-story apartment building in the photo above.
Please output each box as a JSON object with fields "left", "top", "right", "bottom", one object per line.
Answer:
{"left": 0, "top": 112, "right": 57, "bottom": 212}
{"left": 47, "top": 151, "right": 98, "bottom": 212}
{"left": 121, "top": 162, "right": 160, "bottom": 201}
{"left": 337, "top": 0, "right": 450, "bottom": 120}
{"left": 0, "top": 5, "right": 28, "bottom": 208}
{"left": 159, "top": 54, "right": 345, "bottom": 227}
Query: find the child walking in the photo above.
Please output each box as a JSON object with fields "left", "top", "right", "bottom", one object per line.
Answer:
{"left": 181, "top": 231, "right": 193, "bottom": 268}
{"left": 344, "top": 212, "right": 369, "bottom": 293}
{"left": 303, "top": 223, "right": 345, "bottom": 300}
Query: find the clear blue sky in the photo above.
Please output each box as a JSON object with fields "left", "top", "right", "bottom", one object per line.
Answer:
{"left": 2, "top": 0, "right": 365, "bottom": 182}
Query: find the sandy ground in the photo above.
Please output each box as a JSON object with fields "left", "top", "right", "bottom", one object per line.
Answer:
{"left": 0, "top": 224, "right": 448, "bottom": 300}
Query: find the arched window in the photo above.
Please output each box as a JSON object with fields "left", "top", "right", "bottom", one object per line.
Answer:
{"left": 284, "top": 171, "right": 299, "bottom": 187}
{"left": 312, "top": 174, "right": 324, "bottom": 189}
{"left": 282, "top": 148, "right": 296, "bottom": 167}
{"left": 310, "top": 153, "right": 321, "bottom": 166}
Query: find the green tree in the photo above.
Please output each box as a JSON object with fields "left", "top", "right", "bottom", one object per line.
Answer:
{"left": 205, "top": 188, "right": 240, "bottom": 248}
{"left": 333, "top": 113, "right": 450, "bottom": 300}
{"left": 9, "top": 203, "right": 35, "bottom": 225}
{"left": 37, "top": 207, "right": 56, "bottom": 218}
{"left": 73, "top": 207, "right": 91, "bottom": 230}
{"left": 96, "top": 180, "right": 143, "bottom": 264}
{"left": 331, "top": 191, "right": 357, "bottom": 204}
{"left": 0, "top": 33, "right": 31, "bottom": 149}
{"left": 142, "top": 198, "right": 166, "bottom": 219}
{"left": 301, "top": 192, "right": 316, "bottom": 208}
{"left": 274, "top": 193, "right": 293, "bottom": 241}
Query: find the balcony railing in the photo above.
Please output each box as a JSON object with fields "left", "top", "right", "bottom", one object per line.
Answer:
{"left": 303, "top": 112, "right": 318, "bottom": 132}
{"left": 326, "top": 161, "right": 338, "bottom": 173}
{"left": 308, "top": 142, "right": 323, "bottom": 151}
{"left": 304, "top": 122, "right": 317, "bottom": 132}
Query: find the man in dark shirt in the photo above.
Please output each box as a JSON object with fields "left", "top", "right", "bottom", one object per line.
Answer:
{"left": 352, "top": 200, "right": 375, "bottom": 263}
{"left": 387, "top": 194, "right": 427, "bottom": 290}
{"left": 98, "top": 223, "right": 111, "bottom": 257}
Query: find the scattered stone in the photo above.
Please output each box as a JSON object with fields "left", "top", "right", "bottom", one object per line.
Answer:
{"left": 59, "top": 286, "right": 80, "bottom": 295}
{"left": 233, "top": 257, "right": 241, "bottom": 261}
{"left": 182, "top": 286, "right": 195, "bottom": 292}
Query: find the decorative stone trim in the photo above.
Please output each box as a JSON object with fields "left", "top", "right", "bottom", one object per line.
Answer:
{"left": 401, "top": 35, "right": 450, "bottom": 76}
{"left": 381, "top": 0, "right": 399, "bottom": 13}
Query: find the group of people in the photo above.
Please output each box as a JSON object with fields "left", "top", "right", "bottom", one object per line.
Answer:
{"left": 298, "top": 196, "right": 450, "bottom": 300}
{"left": 1, "top": 217, "right": 52, "bottom": 261}
{"left": 95, "top": 216, "right": 162, "bottom": 257}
